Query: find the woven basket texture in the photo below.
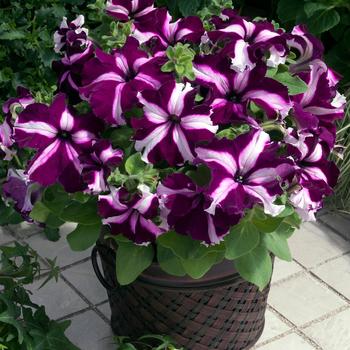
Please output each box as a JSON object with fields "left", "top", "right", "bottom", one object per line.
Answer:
{"left": 95, "top": 242, "right": 271, "bottom": 350}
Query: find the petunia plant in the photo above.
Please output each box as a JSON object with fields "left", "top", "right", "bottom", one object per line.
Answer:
{"left": 0, "top": 1, "right": 346, "bottom": 290}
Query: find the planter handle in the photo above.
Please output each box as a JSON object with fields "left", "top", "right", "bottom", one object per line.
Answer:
{"left": 91, "top": 244, "right": 116, "bottom": 291}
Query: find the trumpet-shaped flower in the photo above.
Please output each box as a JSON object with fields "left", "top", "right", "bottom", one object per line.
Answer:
{"left": 132, "top": 81, "right": 218, "bottom": 166}
{"left": 54, "top": 15, "right": 90, "bottom": 55}
{"left": 133, "top": 8, "right": 204, "bottom": 50}
{"left": 2, "top": 169, "right": 42, "bottom": 220}
{"left": 292, "top": 60, "right": 345, "bottom": 147}
{"left": 80, "top": 37, "right": 170, "bottom": 125}
{"left": 14, "top": 94, "right": 103, "bottom": 192}
{"left": 98, "top": 185, "right": 163, "bottom": 244}
{"left": 285, "top": 130, "right": 338, "bottom": 221}
{"left": 81, "top": 140, "right": 123, "bottom": 194}
{"left": 1, "top": 87, "right": 34, "bottom": 160}
{"left": 287, "top": 25, "right": 324, "bottom": 73}
{"left": 208, "top": 10, "right": 287, "bottom": 72}
{"left": 196, "top": 130, "right": 293, "bottom": 216}
{"left": 158, "top": 173, "right": 241, "bottom": 244}
{"left": 193, "top": 55, "right": 291, "bottom": 125}
{"left": 106, "top": 0, "right": 155, "bottom": 21}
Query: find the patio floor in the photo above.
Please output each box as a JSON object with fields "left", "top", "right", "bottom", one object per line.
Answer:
{"left": 1, "top": 213, "right": 350, "bottom": 350}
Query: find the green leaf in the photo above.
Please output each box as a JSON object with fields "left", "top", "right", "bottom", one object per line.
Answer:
{"left": 43, "top": 185, "right": 70, "bottom": 215}
{"left": 261, "top": 231, "right": 292, "bottom": 261}
{"left": 59, "top": 198, "right": 101, "bottom": 225}
{"left": 224, "top": 220, "right": 260, "bottom": 260}
{"left": 186, "top": 164, "right": 212, "bottom": 187}
{"left": 161, "top": 61, "right": 175, "bottom": 73}
{"left": 29, "top": 202, "right": 51, "bottom": 223}
{"left": 0, "top": 31, "right": 26, "bottom": 40}
{"left": 116, "top": 242, "right": 154, "bottom": 285}
{"left": 252, "top": 214, "right": 284, "bottom": 233}
{"left": 277, "top": 0, "right": 304, "bottom": 22}
{"left": 307, "top": 9, "right": 341, "bottom": 34}
{"left": 30, "top": 319, "right": 80, "bottom": 350}
{"left": 271, "top": 72, "right": 308, "bottom": 95}
{"left": 304, "top": 2, "right": 330, "bottom": 18}
{"left": 125, "top": 153, "right": 146, "bottom": 175}
{"left": 109, "top": 126, "right": 134, "bottom": 148}
{"left": 67, "top": 223, "right": 101, "bottom": 251}
{"left": 0, "top": 309, "right": 25, "bottom": 344}
{"left": 44, "top": 227, "right": 60, "bottom": 242}
{"left": 283, "top": 212, "right": 302, "bottom": 229}
{"left": 234, "top": 246, "right": 273, "bottom": 291}
{"left": 181, "top": 251, "right": 224, "bottom": 279}
{"left": 157, "top": 231, "right": 221, "bottom": 260}
{"left": 157, "top": 245, "right": 186, "bottom": 277}
{"left": 178, "top": 0, "right": 200, "bottom": 16}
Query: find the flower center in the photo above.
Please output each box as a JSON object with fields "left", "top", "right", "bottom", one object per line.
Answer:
{"left": 58, "top": 131, "right": 72, "bottom": 140}
{"left": 226, "top": 91, "right": 240, "bottom": 103}
{"left": 169, "top": 114, "right": 181, "bottom": 123}
{"left": 125, "top": 70, "right": 136, "bottom": 82}
{"left": 235, "top": 174, "right": 245, "bottom": 184}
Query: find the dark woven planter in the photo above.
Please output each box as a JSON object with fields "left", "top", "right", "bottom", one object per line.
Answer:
{"left": 92, "top": 240, "right": 271, "bottom": 350}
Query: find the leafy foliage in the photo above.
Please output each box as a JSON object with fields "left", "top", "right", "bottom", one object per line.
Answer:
{"left": 114, "top": 334, "right": 183, "bottom": 350}
{"left": 0, "top": 243, "right": 78, "bottom": 349}
{"left": 275, "top": 0, "right": 350, "bottom": 87}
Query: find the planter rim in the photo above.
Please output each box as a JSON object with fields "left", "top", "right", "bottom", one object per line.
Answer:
{"left": 93, "top": 240, "right": 246, "bottom": 292}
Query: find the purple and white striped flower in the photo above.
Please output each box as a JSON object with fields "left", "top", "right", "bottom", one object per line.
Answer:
{"left": 54, "top": 15, "right": 90, "bottom": 55}
{"left": 158, "top": 173, "right": 241, "bottom": 244}
{"left": 208, "top": 10, "right": 287, "bottom": 72}
{"left": 13, "top": 93, "right": 103, "bottom": 192}
{"left": 196, "top": 129, "right": 293, "bottom": 216}
{"left": 1, "top": 87, "right": 35, "bottom": 160}
{"left": 133, "top": 8, "right": 204, "bottom": 50}
{"left": 287, "top": 25, "right": 324, "bottom": 74}
{"left": 98, "top": 185, "right": 163, "bottom": 244}
{"left": 194, "top": 55, "right": 292, "bottom": 125}
{"left": 53, "top": 15, "right": 94, "bottom": 101}
{"left": 80, "top": 37, "right": 170, "bottom": 125}
{"left": 285, "top": 130, "right": 339, "bottom": 221}
{"left": 106, "top": 0, "right": 155, "bottom": 21}
{"left": 81, "top": 140, "right": 123, "bottom": 194}
{"left": 292, "top": 60, "right": 345, "bottom": 147}
{"left": 2, "top": 169, "right": 42, "bottom": 220}
{"left": 132, "top": 81, "right": 218, "bottom": 166}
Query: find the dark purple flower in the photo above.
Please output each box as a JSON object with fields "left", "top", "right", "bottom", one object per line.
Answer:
{"left": 133, "top": 8, "right": 204, "bottom": 50}
{"left": 98, "top": 185, "right": 163, "bottom": 244}
{"left": 54, "top": 15, "right": 90, "bottom": 56}
{"left": 2, "top": 87, "right": 35, "bottom": 117}
{"left": 132, "top": 81, "right": 218, "bottom": 166}
{"left": 80, "top": 37, "right": 170, "bottom": 126}
{"left": 292, "top": 60, "right": 345, "bottom": 147}
{"left": 194, "top": 55, "right": 291, "bottom": 125}
{"left": 1, "top": 87, "right": 34, "bottom": 160}
{"left": 81, "top": 140, "right": 123, "bottom": 194}
{"left": 106, "top": 0, "right": 155, "bottom": 21}
{"left": 208, "top": 10, "right": 287, "bottom": 71}
{"left": 13, "top": 94, "right": 103, "bottom": 192}
{"left": 53, "top": 15, "right": 94, "bottom": 102}
{"left": 158, "top": 173, "right": 241, "bottom": 244}
{"left": 285, "top": 130, "right": 339, "bottom": 221}
{"left": 196, "top": 129, "right": 293, "bottom": 216}
{"left": 287, "top": 25, "right": 324, "bottom": 74}
{"left": 3, "top": 169, "right": 42, "bottom": 220}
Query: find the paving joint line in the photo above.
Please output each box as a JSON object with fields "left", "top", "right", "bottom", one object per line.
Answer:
{"left": 292, "top": 259, "right": 350, "bottom": 304}
{"left": 59, "top": 274, "right": 111, "bottom": 325}
{"left": 257, "top": 305, "right": 323, "bottom": 349}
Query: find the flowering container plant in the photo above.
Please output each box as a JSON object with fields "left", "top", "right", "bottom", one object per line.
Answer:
{"left": 0, "top": 0, "right": 346, "bottom": 349}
